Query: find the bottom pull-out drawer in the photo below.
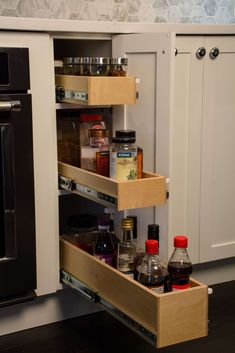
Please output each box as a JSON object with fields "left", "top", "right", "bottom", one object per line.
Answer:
{"left": 60, "top": 237, "right": 208, "bottom": 348}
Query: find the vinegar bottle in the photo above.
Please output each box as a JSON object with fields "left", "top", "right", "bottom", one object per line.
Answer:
{"left": 138, "top": 240, "right": 164, "bottom": 294}
{"left": 167, "top": 235, "right": 193, "bottom": 291}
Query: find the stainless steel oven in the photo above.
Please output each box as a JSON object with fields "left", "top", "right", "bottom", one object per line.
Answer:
{"left": 0, "top": 48, "right": 36, "bottom": 306}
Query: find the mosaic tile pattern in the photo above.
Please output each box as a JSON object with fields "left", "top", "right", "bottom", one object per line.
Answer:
{"left": 0, "top": 0, "right": 234, "bottom": 23}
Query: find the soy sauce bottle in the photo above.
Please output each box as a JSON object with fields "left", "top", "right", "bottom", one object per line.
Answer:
{"left": 138, "top": 240, "right": 164, "bottom": 294}
{"left": 167, "top": 235, "right": 192, "bottom": 291}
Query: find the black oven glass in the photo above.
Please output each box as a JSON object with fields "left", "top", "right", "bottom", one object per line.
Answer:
{"left": 0, "top": 53, "right": 9, "bottom": 85}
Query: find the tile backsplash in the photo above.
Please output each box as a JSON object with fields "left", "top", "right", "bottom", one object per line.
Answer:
{"left": 0, "top": 0, "right": 234, "bottom": 24}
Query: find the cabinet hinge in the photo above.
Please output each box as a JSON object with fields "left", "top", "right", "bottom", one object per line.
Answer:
{"left": 60, "top": 269, "right": 156, "bottom": 346}
{"left": 64, "top": 89, "right": 88, "bottom": 102}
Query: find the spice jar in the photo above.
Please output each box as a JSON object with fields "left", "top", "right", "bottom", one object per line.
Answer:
{"left": 109, "top": 57, "right": 128, "bottom": 77}
{"left": 80, "top": 57, "right": 91, "bottom": 76}
{"left": 110, "top": 130, "right": 137, "bottom": 181}
{"left": 63, "top": 57, "right": 74, "bottom": 75}
{"left": 89, "top": 128, "right": 109, "bottom": 147}
{"left": 54, "top": 60, "right": 63, "bottom": 75}
{"left": 80, "top": 129, "right": 110, "bottom": 177}
{"left": 90, "top": 57, "right": 110, "bottom": 76}
{"left": 73, "top": 57, "right": 82, "bottom": 75}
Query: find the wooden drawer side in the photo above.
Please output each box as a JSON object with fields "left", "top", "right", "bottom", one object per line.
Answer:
{"left": 156, "top": 282, "right": 208, "bottom": 348}
{"left": 58, "top": 162, "right": 167, "bottom": 210}
{"left": 60, "top": 238, "right": 158, "bottom": 334}
{"left": 55, "top": 75, "right": 136, "bottom": 105}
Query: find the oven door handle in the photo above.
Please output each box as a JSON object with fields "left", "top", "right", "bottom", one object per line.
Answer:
{"left": 0, "top": 101, "right": 21, "bottom": 112}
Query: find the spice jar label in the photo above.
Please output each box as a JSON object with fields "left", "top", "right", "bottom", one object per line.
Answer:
{"left": 110, "top": 151, "right": 137, "bottom": 180}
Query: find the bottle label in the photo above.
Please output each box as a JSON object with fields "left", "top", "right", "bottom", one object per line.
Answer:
{"left": 94, "top": 253, "right": 113, "bottom": 266}
{"left": 150, "top": 285, "right": 164, "bottom": 294}
{"left": 110, "top": 151, "right": 137, "bottom": 180}
{"left": 172, "top": 283, "right": 190, "bottom": 291}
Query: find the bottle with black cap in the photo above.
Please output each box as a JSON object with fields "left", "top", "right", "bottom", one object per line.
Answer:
{"left": 110, "top": 130, "right": 137, "bottom": 181}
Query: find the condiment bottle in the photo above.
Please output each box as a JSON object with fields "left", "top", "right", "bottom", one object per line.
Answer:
{"left": 110, "top": 130, "right": 137, "bottom": 181}
{"left": 133, "top": 224, "right": 160, "bottom": 281}
{"left": 93, "top": 220, "right": 115, "bottom": 266}
{"left": 117, "top": 218, "right": 136, "bottom": 278}
{"left": 138, "top": 240, "right": 164, "bottom": 294}
{"left": 167, "top": 235, "right": 193, "bottom": 291}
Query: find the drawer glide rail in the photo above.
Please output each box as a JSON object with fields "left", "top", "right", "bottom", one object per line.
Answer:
{"left": 59, "top": 175, "right": 117, "bottom": 208}
{"left": 60, "top": 269, "right": 156, "bottom": 346}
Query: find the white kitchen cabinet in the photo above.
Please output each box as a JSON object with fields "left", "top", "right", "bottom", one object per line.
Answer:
{"left": 173, "top": 35, "right": 235, "bottom": 263}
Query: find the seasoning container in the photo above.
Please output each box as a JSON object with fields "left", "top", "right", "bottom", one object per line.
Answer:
{"left": 110, "top": 130, "right": 137, "bottom": 181}
{"left": 78, "top": 114, "right": 106, "bottom": 146}
{"left": 90, "top": 57, "right": 110, "bottom": 76}
{"left": 80, "top": 57, "right": 91, "bottom": 76}
{"left": 80, "top": 129, "right": 110, "bottom": 176}
{"left": 109, "top": 57, "right": 128, "bottom": 77}
{"left": 57, "top": 116, "right": 80, "bottom": 166}
{"left": 89, "top": 128, "right": 109, "bottom": 147}
{"left": 54, "top": 60, "right": 63, "bottom": 75}
{"left": 63, "top": 57, "right": 74, "bottom": 75}
{"left": 73, "top": 57, "right": 82, "bottom": 75}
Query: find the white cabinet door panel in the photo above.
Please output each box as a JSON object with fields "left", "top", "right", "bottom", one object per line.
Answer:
{"left": 200, "top": 37, "right": 235, "bottom": 262}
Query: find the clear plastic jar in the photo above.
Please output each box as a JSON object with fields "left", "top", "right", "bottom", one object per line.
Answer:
{"left": 63, "top": 57, "right": 74, "bottom": 75}
{"left": 90, "top": 57, "right": 110, "bottom": 76}
{"left": 109, "top": 57, "right": 128, "bottom": 77}
{"left": 110, "top": 130, "right": 137, "bottom": 181}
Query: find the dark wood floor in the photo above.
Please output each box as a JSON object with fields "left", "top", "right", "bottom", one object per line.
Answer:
{"left": 0, "top": 280, "right": 234, "bottom": 353}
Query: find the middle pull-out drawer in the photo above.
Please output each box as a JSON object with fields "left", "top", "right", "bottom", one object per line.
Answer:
{"left": 60, "top": 237, "right": 208, "bottom": 348}
{"left": 58, "top": 162, "right": 167, "bottom": 211}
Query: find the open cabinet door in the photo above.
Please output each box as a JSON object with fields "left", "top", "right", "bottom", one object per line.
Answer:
{"left": 112, "top": 33, "right": 174, "bottom": 259}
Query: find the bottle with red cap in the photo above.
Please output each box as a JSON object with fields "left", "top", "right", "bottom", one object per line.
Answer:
{"left": 137, "top": 239, "right": 164, "bottom": 294}
{"left": 167, "top": 235, "right": 193, "bottom": 291}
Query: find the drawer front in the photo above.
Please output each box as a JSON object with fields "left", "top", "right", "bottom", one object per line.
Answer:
{"left": 58, "top": 162, "right": 166, "bottom": 210}
{"left": 55, "top": 75, "right": 136, "bottom": 105}
{"left": 60, "top": 238, "right": 208, "bottom": 348}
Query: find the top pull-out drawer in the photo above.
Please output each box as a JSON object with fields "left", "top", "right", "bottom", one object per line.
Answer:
{"left": 55, "top": 75, "right": 136, "bottom": 105}
{"left": 60, "top": 237, "right": 208, "bottom": 348}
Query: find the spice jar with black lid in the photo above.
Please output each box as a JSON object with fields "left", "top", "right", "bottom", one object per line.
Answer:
{"left": 110, "top": 130, "right": 137, "bottom": 181}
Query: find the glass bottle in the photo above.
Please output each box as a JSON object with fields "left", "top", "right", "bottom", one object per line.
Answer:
{"left": 133, "top": 224, "right": 160, "bottom": 281}
{"left": 138, "top": 240, "right": 164, "bottom": 294}
{"left": 110, "top": 130, "right": 137, "bottom": 181}
{"left": 93, "top": 220, "right": 115, "bottom": 266}
{"left": 167, "top": 235, "right": 193, "bottom": 291}
{"left": 117, "top": 218, "right": 136, "bottom": 277}
{"left": 104, "top": 208, "right": 120, "bottom": 267}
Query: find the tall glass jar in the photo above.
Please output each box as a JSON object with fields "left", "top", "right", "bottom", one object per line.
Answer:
{"left": 110, "top": 130, "right": 137, "bottom": 181}
{"left": 117, "top": 217, "right": 136, "bottom": 277}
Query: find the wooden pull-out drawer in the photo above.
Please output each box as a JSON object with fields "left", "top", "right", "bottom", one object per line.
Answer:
{"left": 55, "top": 75, "right": 136, "bottom": 105}
{"left": 60, "top": 238, "right": 208, "bottom": 348}
{"left": 58, "top": 162, "right": 166, "bottom": 211}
